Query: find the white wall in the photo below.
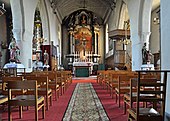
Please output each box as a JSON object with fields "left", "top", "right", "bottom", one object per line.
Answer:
{"left": 45, "top": 0, "right": 61, "bottom": 47}
{"left": 45, "top": 0, "right": 62, "bottom": 66}
{"left": 161, "top": 0, "right": 170, "bottom": 120}
{"left": 99, "top": 25, "right": 105, "bottom": 64}
{"left": 150, "top": 7, "right": 160, "bottom": 54}
{"left": 105, "top": 24, "right": 109, "bottom": 54}
{"left": 108, "top": 0, "right": 122, "bottom": 30}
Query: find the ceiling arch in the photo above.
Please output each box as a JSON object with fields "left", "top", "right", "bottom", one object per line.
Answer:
{"left": 0, "top": 0, "right": 160, "bottom": 21}
{"left": 50, "top": 0, "right": 116, "bottom": 21}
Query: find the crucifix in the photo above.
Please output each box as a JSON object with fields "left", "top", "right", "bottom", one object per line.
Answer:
{"left": 82, "top": 0, "right": 87, "bottom": 9}
{"left": 82, "top": 38, "right": 87, "bottom": 56}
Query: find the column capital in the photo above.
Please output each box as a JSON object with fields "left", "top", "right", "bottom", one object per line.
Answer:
{"left": 139, "top": 31, "right": 151, "bottom": 50}
{"left": 139, "top": 31, "right": 151, "bottom": 43}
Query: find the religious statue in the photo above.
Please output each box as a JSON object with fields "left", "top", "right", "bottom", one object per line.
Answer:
{"left": 142, "top": 43, "right": 152, "bottom": 64}
{"left": 142, "top": 43, "right": 147, "bottom": 64}
{"left": 81, "top": 15, "right": 87, "bottom": 26}
{"left": 8, "top": 38, "right": 21, "bottom": 63}
{"left": 32, "top": 53, "right": 43, "bottom": 71}
{"left": 15, "top": 46, "right": 20, "bottom": 63}
{"left": 44, "top": 50, "right": 49, "bottom": 65}
{"left": 8, "top": 38, "right": 16, "bottom": 61}
{"left": 145, "top": 50, "right": 152, "bottom": 64}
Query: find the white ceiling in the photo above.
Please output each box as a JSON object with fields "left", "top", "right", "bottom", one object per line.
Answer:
{"left": 51, "top": 0, "right": 116, "bottom": 20}
{"left": 152, "top": 0, "right": 160, "bottom": 11}
{"left": 0, "top": 0, "right": 160, "bottom": 20}
{"left": 51, "top": 0, "right": 160, "bottom": 21}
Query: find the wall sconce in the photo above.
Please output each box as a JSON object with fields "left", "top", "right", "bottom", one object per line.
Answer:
{"left": 153, "top": 17, "right": 160, "bottom": 25}
{"left": 119, "top": 38, "right": 131, "bottom": 45}
{"left": 123, "top": 39, "right": 131, "bottom": 45}
{"left": 0, "top": 3, "right": 6, "bottom": 16}
{"left": 1, "top": 41, "right": 8, "bottom": 49}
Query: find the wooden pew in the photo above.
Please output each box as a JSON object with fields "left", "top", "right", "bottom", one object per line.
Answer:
{"left": 25, "top": 76, "right": 52, "bottom": 110}
{"left": 2, "top": 76, "right": 25, "bottom": 95}
{"left": 127, "top": 70, "right": 167, "bottom": 121}
{"left": 47, "top": 71, "right": 60, "bottom": 101}
{"left": 7, "top": 80, "right": 45, "bottom": 121}
{"left": 115, "top": 74, "right": 137, "bottom": 107}
{"left": 123, "top": 74, "right": 159, "bottom": 114}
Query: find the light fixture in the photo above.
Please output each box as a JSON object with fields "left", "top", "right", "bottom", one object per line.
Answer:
{"left": 121, "top": 4, "right": 131, "bottom": 45}
{"left": 119, "top": 20, "right": 131, "bottom": 45}
{"left": 153, "top": 9, "right": 160, "bottom": 25}
{"left": 0, "top": 3, "right": 6, "bottom": 16}
{"left": 153, "top": 17, "right": 160, "bottom": 25}
{"left": 125, "top": 20, "right": 131, "bottom": 45}
{"left": 1, "top": 41, "right": 8, "bottom": 49}
{"left": 123, "top": 38, "right": 131, "bottom": 45}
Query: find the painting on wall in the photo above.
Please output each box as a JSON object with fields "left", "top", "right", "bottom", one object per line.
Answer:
{"left": 74, "top": 27, "right": 92, "bottom": 52}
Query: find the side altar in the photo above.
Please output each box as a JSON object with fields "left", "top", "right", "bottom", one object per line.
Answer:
{"left": 73, "top": 62, "right": 93, "bottom": 77}
{"left": 3, "top": 62, "right": 25, "bottom": 76}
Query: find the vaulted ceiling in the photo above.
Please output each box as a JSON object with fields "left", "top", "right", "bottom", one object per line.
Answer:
{"left": 50, "top": 0, "right": 116, "bottom": 21}
{"left": 50, "top": 0, "right": 160, "bottom": 21}
{"left": 0, "top": 0, "right": 160, "bottom": 21}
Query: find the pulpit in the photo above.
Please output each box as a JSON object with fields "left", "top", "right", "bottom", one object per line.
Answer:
{"left": 73, "top": 62, "right": 93, "bottom": 77}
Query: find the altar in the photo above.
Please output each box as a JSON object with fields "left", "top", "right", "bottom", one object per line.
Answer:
{"left": 73, "top": 62, "right": 93, "bottom": 77}
{"left": 3, "top": 62, "right": 25, "bottom": 76}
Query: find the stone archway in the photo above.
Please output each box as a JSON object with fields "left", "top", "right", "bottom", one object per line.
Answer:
{"left": 127, "top": 0, "right": 153, "bottom": 70}
{"left": 10, "top": 0, "right": 38, "bottom": 72}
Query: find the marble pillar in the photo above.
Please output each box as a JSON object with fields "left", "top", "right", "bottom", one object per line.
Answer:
{"left": 69, "top": 30, "right": 73, "bottom": 54}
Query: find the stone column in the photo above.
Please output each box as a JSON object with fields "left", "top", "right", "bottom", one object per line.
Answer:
{"left": 10, "top": 0, "right": 38, "bottom": 72}
{"left": 128, "top": 0, "right": 152, "bottom": 70}
{"left": 69, "top": 31, "right": 73, "bottom": 54}
{"left": 131, "top": 33, "right": 143, "bottom": 70}
{"left": 12, "top": 29, "right": 22, "bottom": 42}
{"left": 72, "top": 36, "right": 75, "bottom": 54}
{"left": 94, "top": 32, "right": 97, "bottom": 54}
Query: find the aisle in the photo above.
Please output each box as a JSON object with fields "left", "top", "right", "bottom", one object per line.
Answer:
{"left": 63, "top": 83, "right": 109, "bottom": 120}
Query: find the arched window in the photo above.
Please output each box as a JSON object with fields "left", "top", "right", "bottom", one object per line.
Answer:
{"left": 105, "top": 23, "right": 109, "bottom": 54}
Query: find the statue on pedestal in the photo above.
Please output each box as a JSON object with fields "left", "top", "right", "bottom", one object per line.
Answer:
{"left": 142, "top": 43, "right": 152, "bottom": 64}
{"left": 8, "top": 38, "right": 20, "bottom": 63}
{"left": 145, "top": 50, "right": 152, "bottom": 64}
{"left": 44, "top": 50, "right": 49, "bottom": 65}
{"left": 32, "top": 53, "right": 43, "bottom": 71}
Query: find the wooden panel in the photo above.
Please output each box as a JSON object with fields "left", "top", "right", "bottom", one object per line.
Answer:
{"left": 114, "top": 50, "right": 126, "bottom": 67}
{"left": 153, "top": 52, "right": 160, "bottom": 68}
{"left": 51, "top": 56, "right": 58, "bottom": 71}
{"left": 108, "top": 29, "right": 130, "bottom": 39}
